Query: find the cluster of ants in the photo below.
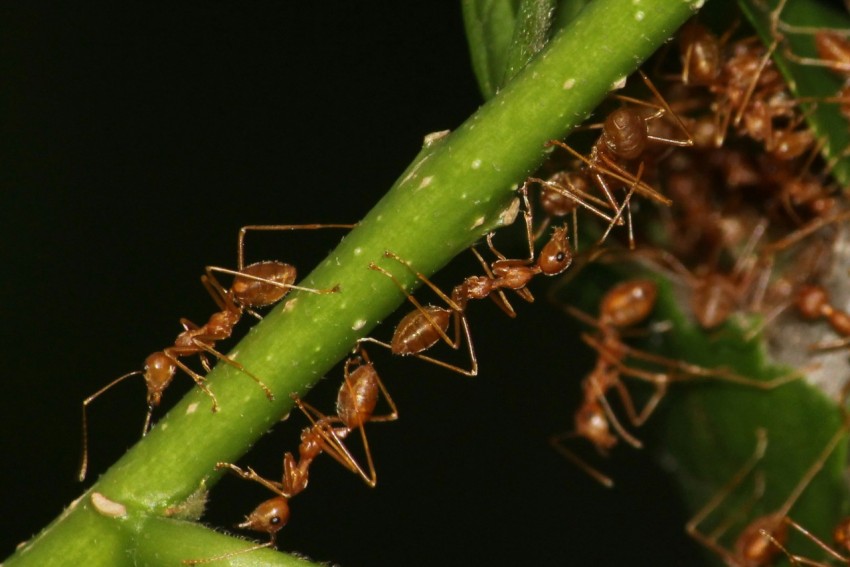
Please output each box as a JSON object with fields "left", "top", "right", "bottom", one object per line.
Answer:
{"left": 75, "top": 0, "right": 850, "bottom": 564}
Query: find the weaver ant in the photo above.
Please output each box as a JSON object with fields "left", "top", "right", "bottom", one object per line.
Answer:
{"left": 552, "top": 278, "right": 799, "bottom": 487}
{"left": 360, "top": 251, "right": 478, "bottom": 376}
{"left": 187, "top": 349, "right": 396, "bottom": 564}
{"left": 79, "top": 223, "right": 353, "bottom": 481}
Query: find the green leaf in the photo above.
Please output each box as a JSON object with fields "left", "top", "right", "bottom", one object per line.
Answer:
{"left": 462, "top": 0, "right": 591, "bottom": 100}
{"left": 552, "top": 262, "right": 849, "bottom": 566}
{"left": 740, "top": 0, "right": 850, "bottom": 185}
{"left": 462, "top": 0, "right": 521, "bottom": 100}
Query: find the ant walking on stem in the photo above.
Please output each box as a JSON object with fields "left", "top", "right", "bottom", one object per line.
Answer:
{"left": 185, "top": 348, "right": 397, "bottom": 565}
{"left": 79, "top": 223, "right": 354, "bottom": 481}
{"left": 360, "top": 251, "right": 479, "bottom": 376}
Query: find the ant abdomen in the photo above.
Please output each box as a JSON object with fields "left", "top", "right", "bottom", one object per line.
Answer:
{"left": 336, "top": 359, "right": 381, "bottom": 429}
{"left": 390, "top": 306, "right": 452, "bottom": 356}
{"left": 599, "top": 279, "right": 658, "bottom": 329}
{"left": 603, "top": 108, "right": 648, "bottom": 160}
{"left": 232, "top": 261, "right": 298, "bottom": 307}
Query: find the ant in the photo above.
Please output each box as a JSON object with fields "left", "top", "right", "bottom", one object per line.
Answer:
{"left": 79, "top": 223, "right": 353, "bottom": 481}
{"left": 360, "top": 251, "right": 478, "bottom": 376}
{"left": 187, "top": 349, "right": 397, "bottom": 564}
{"left": 526, "top": 170, "right": 618, "bottom": 248}
{"left": 688, "top": 381, "right": 850, "bottom": 566}
{"left": 795, "top": 283, "right": 850, "bottom": 349}
{"left": 204, "top": 223, "right": 355, "bottom": 319}
{"left": 552, "top": 279, "right": 800, "bottom": 487}
{"left": 547, "top": 70, "right": 693, "bottom": 218}
{"left": 453, "top": 199, "right": 575, "bottom": 317}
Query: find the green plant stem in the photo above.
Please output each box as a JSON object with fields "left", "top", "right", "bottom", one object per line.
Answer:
{"left": 4, "top": 1, "right": 702, "bottom": 565}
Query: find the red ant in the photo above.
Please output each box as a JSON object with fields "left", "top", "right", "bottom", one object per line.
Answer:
{"left": 552, "top": 279, "right": 799, "bottom": 487}
{"left": 795, "top": 283, "right": 850, "bottom": 349}
{"left": 360, "top": 251, "right": 478, "bottom": 376}
{"left": 186, "top": 349, "right": 396, "bottom": 564}
{"left": 555, "top": 70, "right": 692, "bottom": 202}
{"left": 688, "top": 382, "right": 850, "bottom": 566}
{"left": 79, "top": 223, "right": 353, "bottom": 481}
{"left": 526, "top": 170, "right": 618, "bottom": 248}
{"left": 452, "top": 173, "right": 637, "bottom": 322}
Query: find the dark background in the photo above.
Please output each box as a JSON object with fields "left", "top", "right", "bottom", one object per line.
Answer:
{"left": 1, "top": 4, "right": 703, "bottom": 565}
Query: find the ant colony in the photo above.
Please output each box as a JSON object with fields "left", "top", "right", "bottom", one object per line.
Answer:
{"left": 69, "top": 1, "right": 850, "bottom": 565}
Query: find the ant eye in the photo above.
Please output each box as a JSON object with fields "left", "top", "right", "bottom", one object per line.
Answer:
{"left": 556, "top": 252, "right": 566, "bottom": 262}
{"left": 270, "top": 516, "right": 281, "bottom": 525}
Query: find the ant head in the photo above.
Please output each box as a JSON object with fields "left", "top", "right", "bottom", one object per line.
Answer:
{"left": 143, "top": 352, "right": 175, "bottom": 407}
{"left": 538, "top": 225, "right": 573, "bottom": 276}
{"left": 238, "top": 496, "right": 290, "bottom": 535}
{"left": 575, "top": 401, "right": 617, "bottom": 452}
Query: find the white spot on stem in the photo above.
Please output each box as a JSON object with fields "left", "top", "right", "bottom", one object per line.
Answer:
{"left": 471, "top": 159, "right": 482, "bottom": 170}
{"left": 91, "top": 493, "right": 128, "bottom": 518}
{"left": 423, "top": 130, "right": 450, "bottom": 146}
{"left": 562, "top": 78, "right": 575, "bottom": 90}
{"left": 186, "top": 402, "right": 199, "bottom": 415}
{"left": 417, "top": 176, "right": 434, "bottom": 190}
{"left": 352, "top": 319, "right": 367, "bottom": 331}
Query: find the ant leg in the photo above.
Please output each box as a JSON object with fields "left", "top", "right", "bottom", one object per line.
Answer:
{"left": 585, "top": 333, "right": 801, "bottom": 390}
{"left": 164, "top": 352, "right": 220, "bottom": 412}
{"left": 593, "top": 385, "right": 644, "bottom": 449}
{"left": 549, "top": 431, "right": 615, "bottom": 488}
{"left": 191, "top": 340, "right": 275, "bottom": 400}
{"left": 527, "top": 177, "right": 615, "bottom": 225}
{"left": 366, "top": 255, "right": 477, "bottom": 376}
{"left": 470, "top": 246, "right": 516, "bottom": 317}
{"left": 79, "top": 370, "right": 143, "bottom": 481}
{"left": 290, "top": 395, "right": 377, "bottom": 487}
{"left": 236, "top": 223, "right": 357, "bottom": 270}
{"left": 686, "top": 429, "right": 769, "bottom": 563}
{"left": 206, "top": 265, "right": 340, "bottom": 296}
{"left": 215, "top": 462, "right": 290, "bottom": 498}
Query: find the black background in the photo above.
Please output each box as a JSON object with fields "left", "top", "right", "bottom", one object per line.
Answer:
{"left": 1, "top": 4, "right": 703, "bottom": 565}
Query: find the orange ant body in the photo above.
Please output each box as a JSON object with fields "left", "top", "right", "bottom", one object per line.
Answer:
{"left": 360, "top": 251, "right": 479, "bottom": 376}
{"left": 795, "top": 283, "right": 850, "bottom": 348}
{"left": 188, "top": 349, "right": 397, "bottom": 564}
{"left": 454, "top": 219, "right": 574, "bottom": 318}
{"left": 550, "top": 279, "right": 660, "bottom": 487}
{"left": 548, "top": 71, "right": 692, "bottom": 213}
{"left": 79, "top": 223, "right": 353, "bottom": 481}
{"left": 553, "top": 278, "right": 800, "bottom": 487}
